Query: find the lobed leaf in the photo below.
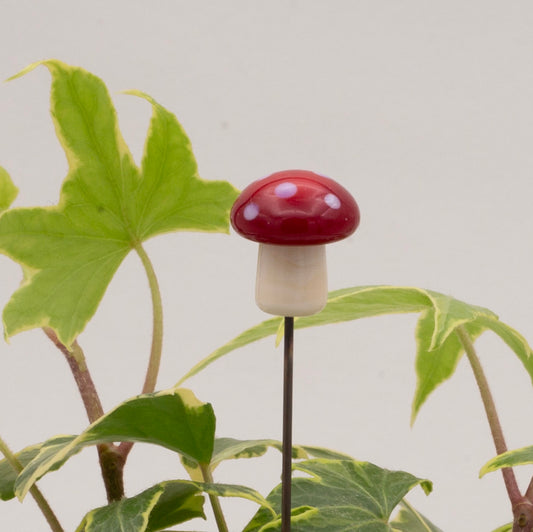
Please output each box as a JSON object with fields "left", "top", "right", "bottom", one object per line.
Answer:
{"left": 243, "top": 458, "right": 432, "bottom": 531}
{"left": 423, "top": 291, "right": 495, "bottom": 349}
{"left": 411, "top": 310, "right": 484, "bottom": 423}
{"left": 0, "top": 166, "right": 18, "bottom": 213}
{"left": 0, "top": 60, "right": 238, "bottom": 347}
{"left": 123, "top": 90, "right": 238, "bottom": 239}
{"left": 176, "top": 317, "right": 283, "bottom": 386}
{"left": 15, "top": 388, "right": 215, "bottom": 500}
{"left": 477, "top": 316, "right": 533, "bottom": 383}
{"left": 177, "top": 286, "right": 433, "bottom": 385}
{"left": 390, "top": 500, "right": 443, "bottom": 531}
{"left": 179, "top": 285, "right": 533, "bottom": 422}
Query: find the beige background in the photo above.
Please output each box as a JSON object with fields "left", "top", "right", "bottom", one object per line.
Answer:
{"left": 1, "top": 1, "right": 533, "bottom": 530}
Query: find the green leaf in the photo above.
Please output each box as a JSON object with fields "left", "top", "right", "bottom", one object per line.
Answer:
{"left": 0, "top": 167, "right": 18, "bottom": 213}
{"left": 76, "top": 484, "right": 166, "bottom": 532}
{"left": 176, "top": 317, "right": 283, "bottom": 386}
{"left": 210, "top": 438, "right": 303, "bottom": 468}
{"left": 411, "top": 309, "right": 533, "bottom": 423}
{"left": 480, "top": 445, "right": 533, "bottom": 477}
{"left": 477, "top": 316, "right": 533, "bottom": 383}
{"left": 145, "top": 482, "right": 205, "bottom": 532}
{"left": 211, "top": 438, "right": 352, "bottom": 468}
{"left": 77, "top": 480, "right": 273, "bottom": 532}
{"left": 0, "top": 60, "right": 238, "bottom": 347}
{"left": 182, "top": 437, "right": 353, "bottom": 481}
{"left": 15, "top": 388, "right": 215, "bottom": 500}
{"left": 297, "top": 445, "right": 354, "bottom": 461}
{"left": 411, "top": 306, "right": 533, "bottom": 423}
{"left": 390, "top": 500, "right": 443, "bottom": 531}
{"left": 122, "top": 90, "right": 238, "bottom": 238}
{"left": 421, "top": 291, "right": 496, "bottom": 349}
{"left": 0, "top": 435, "right": 75, "bottom": 500}
{"left": 179, "top": 285, "right": 533, "bottom": 422}
{"left": 491, "top": 524, "right": 512, "bottom": 532}
{"left": 194, "top": 481, "right": 274, "bottom": 514}
{"left": 244, "top": 458, "right": 432, "bottom": 532}
{"left": 411, "top": 310, "right": 484, "bottom": 423}
{"left": 177, "top": 286, "right": 433, "bottom": 385}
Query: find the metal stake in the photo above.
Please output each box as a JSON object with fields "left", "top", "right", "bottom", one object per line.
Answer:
{"left": 282, "top": 316, "right": 294, "bottom": 532}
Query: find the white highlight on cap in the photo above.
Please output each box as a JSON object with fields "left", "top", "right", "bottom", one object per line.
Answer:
{"left": 324, "top": 193, "right": 341, "bottom": 209}
{"left": 275, "top": 182, "right": 297, "bottom": 199}
{"left": 243, "top": 202, "right": 259, "bottom": 220}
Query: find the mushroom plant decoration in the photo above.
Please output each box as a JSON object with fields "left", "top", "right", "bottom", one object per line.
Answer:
{"left": 231, "top": 169, "right": 360, "bottom": 531}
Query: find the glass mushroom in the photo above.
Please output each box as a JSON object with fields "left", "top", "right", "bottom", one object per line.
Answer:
{"left": 230, "top": 169, "right": 360, "bottom": 531}
{"left": 231, "top": 169, "right": 360, "bottom": 316}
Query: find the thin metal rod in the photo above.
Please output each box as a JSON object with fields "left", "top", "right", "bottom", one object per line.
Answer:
{"left": 282, "top": 316, "right": 294, "bottom": 532}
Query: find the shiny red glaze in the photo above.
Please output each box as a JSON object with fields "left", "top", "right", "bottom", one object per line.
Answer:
{"left": 231, "top": 170, "right": 360, "bottom": 245}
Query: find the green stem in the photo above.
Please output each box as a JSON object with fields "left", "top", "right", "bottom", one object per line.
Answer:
{"left": 200, "top": 464, "right": 229, "bottom": 532}
{"left": 134, "top": 242, "right": 164, "bottom": 395}
{"left": 43, "top": 328, "right": 124, "bottom": 502}
{"left": 456, "top": 325, "right": 521, "bottom": 505}
{"left": 0, "top": 435, "right": 64, "bottom": 532}
{"left": 119, "top": 243, "right": 164, "bottom": 461}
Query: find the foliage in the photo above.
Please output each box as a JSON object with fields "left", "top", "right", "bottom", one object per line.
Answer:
{"left": 390, "top": 501, "right": 443, "bottom": 532}
{"left": 481, "top": 446, "right": 533, "bottom": 477}
{"left": 0, "top": 167, "right": 18, "bottom": 213}
{"left": 0, "top": 60, "right": 238, "bottom": 347}
{"left": 1, "top": 60, "right": 532, "bottom": 531}
{"left": 243, "top": 459, "right": 431, "bottom": 531}
{"left": 178, "top": 286, "right": 531, "bottom": 423}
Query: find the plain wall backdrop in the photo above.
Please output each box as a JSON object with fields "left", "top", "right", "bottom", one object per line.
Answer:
{"left": 1, "top": 1, "right": 533, "bottom": 530}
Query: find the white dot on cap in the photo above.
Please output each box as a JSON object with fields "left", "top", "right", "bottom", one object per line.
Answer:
{"left": 275, "top": 182, "right": 297, "bottom": 199}
{"left": 243, "top": 202, "right": 259, "bottom": 220}
{"left": 324, "top": 193, "right": 341, "bottom": 209}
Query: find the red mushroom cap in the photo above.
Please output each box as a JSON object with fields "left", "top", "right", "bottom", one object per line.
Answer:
{"left": 231, "top": 170, "right": 360, "bottom": 245}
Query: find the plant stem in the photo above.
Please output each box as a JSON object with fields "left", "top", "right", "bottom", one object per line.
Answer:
{"left": 0, "top": 435, "right": 64, "bottom": 532}
{"left": 526, "top": 478, "right": 533, "bottom": 501}
{"left": 97, "top": 445, "right": 125, "bottom": 502}
{"left": 43, "top": 328, "right": 125, "bottom": 502}
{"left": 43, "top": 329, "right": 104, "bottom": 423}
{"left": 200, "top": 464, "right": 229, "bottom": 532}
{"left": 134, "top": 242, "right": 164, "bottom": 395}
{"left": 119, "top": 243, "right": 164, "bottom": 460}
{"left": 456, "top": 325, "right": 521, "bottom": 505}
{"left": 282, "top": 316, "right": 294, "bottom": 532}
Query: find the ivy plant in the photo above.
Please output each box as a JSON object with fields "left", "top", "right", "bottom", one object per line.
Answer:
{"left": 0, "top": 60, "right": 532, "bottom": 531}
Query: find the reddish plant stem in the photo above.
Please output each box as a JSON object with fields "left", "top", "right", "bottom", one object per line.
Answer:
{"left": 518, "top": 446, "right": 533, "bottom": 529}
{"left": 117, "top": 440, "right": 134, "bottom": 460}
{"left": 43, "top": 329, "right": 104, "bottom": 423}
{"left": 456, "top": 326, "right": 521, "bottom": 505}
{"left": 513, "top": 499, "right": 533, "bottom": 531}
{"left": 457, "top": 326, "right": 533, "bottom": 531}
{"left": 43, "top": 328, "right": 124, "bottom": 502}
{"left": 526, "top": 478, "right": 533, "bottom": 501}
